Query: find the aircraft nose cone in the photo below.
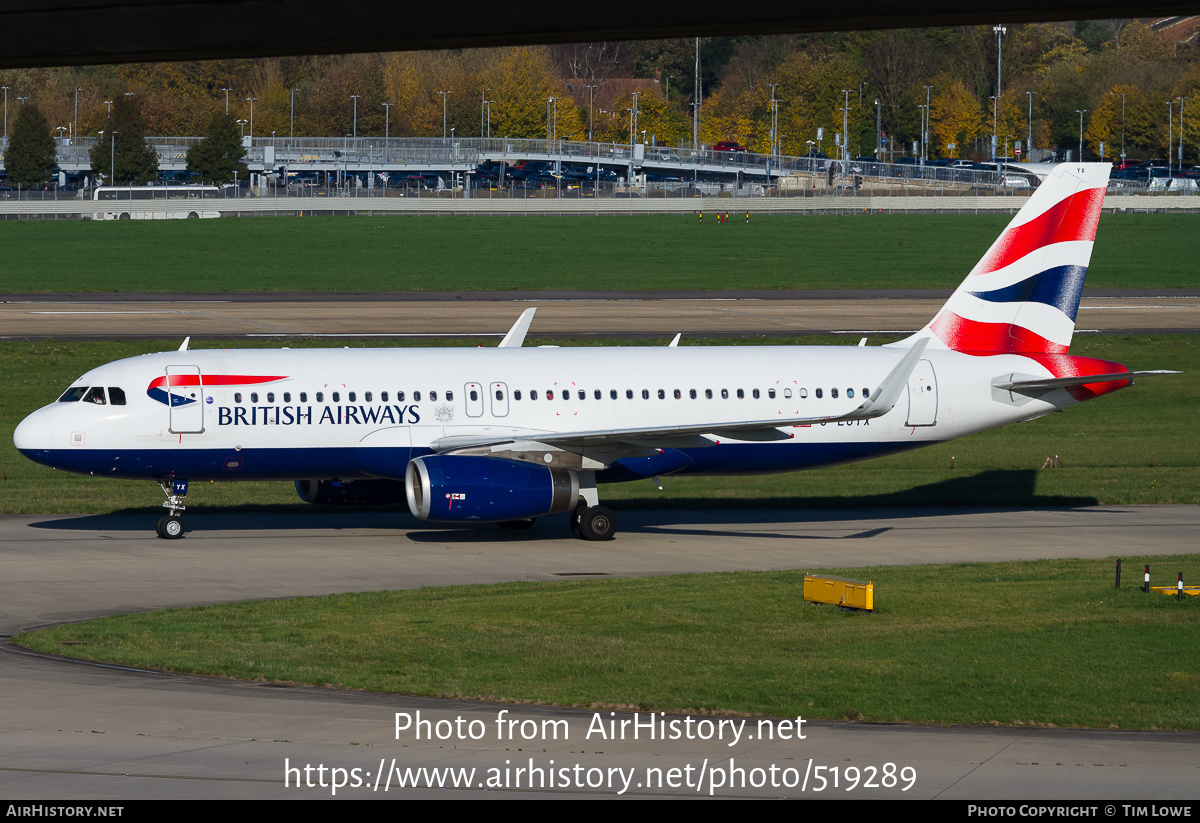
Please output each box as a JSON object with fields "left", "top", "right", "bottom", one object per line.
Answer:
{"left": 13, "top": 410, "right": 53, "bottom": 453}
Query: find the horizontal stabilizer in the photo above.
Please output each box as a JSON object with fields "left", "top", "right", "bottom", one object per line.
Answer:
{"left": 994, "top": 370, "right": 1181, "bottom": 392}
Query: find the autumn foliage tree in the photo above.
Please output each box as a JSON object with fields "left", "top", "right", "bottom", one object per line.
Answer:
{"left": 930, "top": 79, "right": 983, "bottom": 158}
{"left": 4, "top": 23, "right": 1200, "bottom": 164}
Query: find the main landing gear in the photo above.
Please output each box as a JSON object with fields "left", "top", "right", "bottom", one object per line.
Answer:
{"left": 568, "top": 471, "right": 617, "bottom": 541}
{"left": 570, "top": 503, "right": 616, "bottom": 541}
{"left": 156, "top": 478, "right": 188, "bottom": 539}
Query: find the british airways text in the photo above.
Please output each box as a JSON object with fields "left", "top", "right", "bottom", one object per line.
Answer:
{"left": 217, "top": 404, "right": 421, "bottom": 426}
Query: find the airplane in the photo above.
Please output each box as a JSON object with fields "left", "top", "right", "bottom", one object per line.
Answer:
{"left": 13, "top": 163, "right": 1177, "bottom": 541}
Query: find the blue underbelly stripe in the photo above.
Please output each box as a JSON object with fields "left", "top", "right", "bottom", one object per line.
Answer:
{"left": 21, "top": 440, "right": 934, "bottom": 484}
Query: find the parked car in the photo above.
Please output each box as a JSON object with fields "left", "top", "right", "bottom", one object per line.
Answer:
{"left": 1000, "top": 173, "right": 1033, "bottom": 189}
{"left": 712, "top": 141, "right": 747, "bottom": 152}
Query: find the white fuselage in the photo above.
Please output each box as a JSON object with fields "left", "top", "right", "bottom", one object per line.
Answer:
{"left": 15, "top": 344, "right": 1065, "bottom": 484}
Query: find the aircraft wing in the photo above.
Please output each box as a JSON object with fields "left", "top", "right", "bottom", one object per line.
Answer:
{"left": 431, "top": 339, "right": 929, "bottom": 456}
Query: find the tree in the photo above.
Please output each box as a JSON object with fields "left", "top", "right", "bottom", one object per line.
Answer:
{"left": 90, "top": 96, "right": 157, "bottom": 184}
{"left": 931, "top": 78, "right": 983, "bottom": 159}
{"left": 186, "top": 113, "right": 248, "bottom": 183}
{"left": 5, "top": 103, "right": 57, "bottom": 187}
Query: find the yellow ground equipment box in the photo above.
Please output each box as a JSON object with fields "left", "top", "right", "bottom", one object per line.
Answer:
{"left": 1150, "top": 586, "right": 1199, "bottom": 598}
{"left": 804, "top": 575, "right": 874, "bottom": 611}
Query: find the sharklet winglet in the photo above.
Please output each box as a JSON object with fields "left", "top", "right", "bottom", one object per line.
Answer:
{"left": 498, "top": 308, "right": 536, "bottom": 348}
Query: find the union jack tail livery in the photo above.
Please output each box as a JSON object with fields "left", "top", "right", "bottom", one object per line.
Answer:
{"left": 912, "top": 164, "right": 1110, "bottom": 355}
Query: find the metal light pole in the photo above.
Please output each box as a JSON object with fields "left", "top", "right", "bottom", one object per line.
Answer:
{"left": 1166, "top": 101, "right": 1174, "bottom": 176}
{"left": 693, "top": 36, "right": 701, "bottom": 151}
{"left": 103, "top": 100, "right": 111, "bottom": 116}
{"left": 1108, "top": 91, "right": 1124, "bottom": 164}
{"left": 768, "top": 83, "right": 779, "bottom": 158}
{"left": 108, "top": 130, "right": 117, "bottom": 183}
{"left": 350, "top": 94, "right": 359, "bottom": 138}
{"left": 1027, "top": 90, "right": 1038, "bottom": 160}
{"left": 773, "top": 98, "right": 784, "bottom": 159}
{"left": 73, "top": 88, "right": 81, "bottom": 146}
{"left": 918, "top": 104, "right": 927, "bottom": 165}
{"left": 923, "top": 85, "right": 933, "bottom": 164}
{"left": 630, "top": 91, "right": 640, "bottom": 151}
{"left": 1177, "top": 97, "right": 1188, "bottom": 167}
{"left": 480, "top": 88, "right": 490, "bottom": 137}
{"left": 1076, "top": 109, "right": 1087, "bottom": 161}
{"left": 382, "top": 103, "right": 391, "bottom": 139}
{"left": 246, "top": 97, "right": 257, "bottom": 139}
{"left": 841, "top": 88, "right": 851, "bottom": 166}
{"left": 290, "top": 88, "right": 299, "bottom": 139}
{"left": 587, "top": 85, "right": 597, "bottom": 143}
{"left": 875, "top": 98, "right": 881, "bottom": 158}
{"left": 990, "top": 96, "right": 998, "bottom": 162}
{"left": 222, "top": 88, "right": 231, "bottom": 114}
{"left": 994, "top": 24, "right": 1006, "bottom": 173}
{"left": 1, "top": 87, "right": 7, "bottom": 139}
{"left": 628, "top": 106, "right": 636, "bottom": 180}
{"left": 437, "top": 91, "right": 451, "bottom": 140}
{"left": 485, "top": 101, "right": 492, "bottom": 139}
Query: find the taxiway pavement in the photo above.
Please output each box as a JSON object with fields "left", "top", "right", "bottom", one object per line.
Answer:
{"left": 2, "top": 506, "right": 1198, "bottom": 799}
{"left": 2, "top": 289, "right": 1197, "bottom": 340}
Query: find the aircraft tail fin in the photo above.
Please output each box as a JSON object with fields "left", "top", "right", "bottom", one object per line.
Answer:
{"left": 896, "top": 163, "right": 1110, "bottom": 355}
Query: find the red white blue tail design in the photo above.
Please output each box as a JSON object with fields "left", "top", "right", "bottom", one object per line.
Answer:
{"left": 911, "top": 164, "right": 1110, "bottom": 355}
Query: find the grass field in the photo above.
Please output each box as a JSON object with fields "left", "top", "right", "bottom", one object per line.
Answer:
{"left": 15, "top": 555, "right": 1200, "bottom": 728}
{"left": 0, "top": 212, "right": 1197, "bottom": 292}
{"left": 2, "top": 334, "right": 1196, "bottom": 514}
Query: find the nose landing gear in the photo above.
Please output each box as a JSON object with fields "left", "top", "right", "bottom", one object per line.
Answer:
{"left": 156, "top": 478, "right": 188, "bottom": 539}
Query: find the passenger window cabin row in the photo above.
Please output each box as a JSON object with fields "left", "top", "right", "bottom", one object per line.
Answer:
{"left": 505, "top": 386, "right": 870, "bottom": 401}
{"left": 228, "top": 386, "right": 872, "bottom": 404}
{"left": 59, "top": 384, "right": 872, "bottom": 407}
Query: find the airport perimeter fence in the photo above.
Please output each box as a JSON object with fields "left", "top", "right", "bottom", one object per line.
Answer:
{"left": 3, "top": 188, "right": 1199, "bottom": 220}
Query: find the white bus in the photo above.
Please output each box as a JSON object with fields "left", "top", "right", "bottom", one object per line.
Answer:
{"left": 91, "top": 185, "right": 222, "bottom": 220}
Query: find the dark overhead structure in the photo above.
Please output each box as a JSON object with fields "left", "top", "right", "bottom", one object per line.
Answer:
{"left": 2, "top": 1, "right": 1196, "bottom": 69}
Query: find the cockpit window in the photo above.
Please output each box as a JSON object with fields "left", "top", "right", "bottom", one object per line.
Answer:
{"left": 108, "top": 387, "right": 127, "bottom": 405}
{"left": 83, "top": 387, "right": 107, "bottom": 405}
{"left": 58, "top": 387, "right": 88, "bottom": 403}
